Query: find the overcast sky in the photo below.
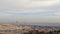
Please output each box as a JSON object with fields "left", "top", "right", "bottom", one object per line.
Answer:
{"left": 0, "top": 0, "right": 60, "bottom": 23}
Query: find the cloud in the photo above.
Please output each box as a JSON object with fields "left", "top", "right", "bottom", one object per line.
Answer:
{"left": 1, "top": 0, "right": 60, "bottom": 23}
{"left": 0, "top": 0, "right": 60, "bottom": 9}
{"left": 0, "top": 0, "right": 60, "bottom": 20}
{"left": 0, "top": 11, "right": 11, "bottom": 15}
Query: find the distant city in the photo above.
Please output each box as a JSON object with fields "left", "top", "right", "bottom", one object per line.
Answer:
{"left": 0, "top": 23, "right": 60, "bottom": 34}
{"left": 8, "top": 22, "right": 60, "bottom": 26}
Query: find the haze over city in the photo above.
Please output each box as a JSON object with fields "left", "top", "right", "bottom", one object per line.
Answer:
{"left": 0, "top": 0, "right": 60, "bottom": 34}
{"left": 0, "top": 0, "right": 60, "bottom": 23}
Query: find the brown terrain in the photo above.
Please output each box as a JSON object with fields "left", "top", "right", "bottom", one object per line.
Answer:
{"left": 0, "top": 24, "right": 60, "bottom": 34}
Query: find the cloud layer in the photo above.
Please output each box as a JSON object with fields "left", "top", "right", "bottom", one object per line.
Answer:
{"left": 0, "top": 0, "right": 60, "bottom": 9}
{"left": 0, "top": 0, "right": 60, "bottom": 22}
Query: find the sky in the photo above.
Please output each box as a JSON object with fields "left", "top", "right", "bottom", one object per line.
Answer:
{"left": 0, "top": 0, "right": 60, "bottom": 23}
